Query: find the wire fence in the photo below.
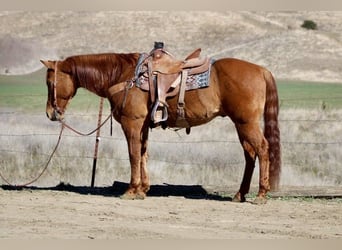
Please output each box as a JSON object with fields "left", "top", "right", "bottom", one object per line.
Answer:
{"left": 1, "top": 108, "right": 342, "bottom": 155}
{"left": 1, "top": 93, "right": 342, "bottom": 186}
{"left": 1, "top": 127, "right": 342, "bottom": 158}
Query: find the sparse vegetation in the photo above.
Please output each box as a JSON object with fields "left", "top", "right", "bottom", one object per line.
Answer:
{"left": 301, "top": 20, "right": 318, "bottom": 30}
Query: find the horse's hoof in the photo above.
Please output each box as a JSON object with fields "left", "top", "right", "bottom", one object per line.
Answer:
{"left": 232, "top": 195, "right": 241, "bottom": 203}
{"left": 252, "top": 196, "right": 267, "bottom": 205}
{"left": 135, "top": 192, "right": 146, "bottom": 200}
{"left": 120, "top": 193, "right": 135, "bottom": 200}
{"left": 120, "top": 189, "right": 136, "bottom": 200}
{"left": 232, "top": 192, "right": 246, "bottom": 203}
{"left": 120, "top": 191, "right": 146, "bottom": 200}
{"left": 232, "top": 192, "right": 246, "bottom": 202}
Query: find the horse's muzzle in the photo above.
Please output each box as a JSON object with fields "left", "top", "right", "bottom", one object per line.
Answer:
{"left": 46, "top": 109, "right": 63, "bottom": 121}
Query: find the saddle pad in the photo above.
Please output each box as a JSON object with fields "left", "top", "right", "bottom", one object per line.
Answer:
{"left": 185, "top": 67, "right": 211, "bottom": 90}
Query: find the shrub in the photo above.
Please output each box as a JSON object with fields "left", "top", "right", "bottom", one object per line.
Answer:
{"left": 301, "top": 20, "right": 318, "bottom": 30}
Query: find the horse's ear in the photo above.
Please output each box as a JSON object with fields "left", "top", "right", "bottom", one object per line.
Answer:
{"left": 40, "top": 60, "right": 55, "bottom": 70}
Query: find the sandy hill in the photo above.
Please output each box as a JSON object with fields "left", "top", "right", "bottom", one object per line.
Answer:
{"left": 0, "top": 11, "right": 341, "bottom": 82}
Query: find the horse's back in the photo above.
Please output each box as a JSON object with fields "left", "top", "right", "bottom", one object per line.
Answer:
{"left": 213, "top": 57, "right": 268, "bottom": 81}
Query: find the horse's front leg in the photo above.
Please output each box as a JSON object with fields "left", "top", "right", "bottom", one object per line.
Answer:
{"left": 140, "top": 125, "right": 150, "bottom": 194}
{"left": 120, "top": 117, "right": 149, "bottom": 200}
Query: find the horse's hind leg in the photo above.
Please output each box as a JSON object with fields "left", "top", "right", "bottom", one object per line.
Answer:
{"left": 232, "top": 148, "right": 256, "bottom": 202}
{"left": 233, "top": 122, "right": 270, "bottom": 204}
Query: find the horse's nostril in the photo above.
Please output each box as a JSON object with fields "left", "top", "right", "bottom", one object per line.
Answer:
{"left": 46, "top": 110, "right": 59, "bottom": 121}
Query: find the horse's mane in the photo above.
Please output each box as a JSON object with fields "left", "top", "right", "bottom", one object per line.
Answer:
{"left": 62, "top": 53, "right": 140, "bottom": 89}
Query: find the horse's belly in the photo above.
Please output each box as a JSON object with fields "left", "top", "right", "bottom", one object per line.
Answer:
{"left": 166, "top": 87, "right": 222, "bottom": 127}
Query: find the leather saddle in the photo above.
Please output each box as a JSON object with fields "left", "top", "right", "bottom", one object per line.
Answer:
{"left": 107, "top": 42, "right": 212, "bottom": 132}
{"left": 137, "top": 43, "right": 211, "bottom": 129}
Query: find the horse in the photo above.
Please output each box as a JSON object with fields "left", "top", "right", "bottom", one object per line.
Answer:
{"left": 41, "top": 47, "right": 281, "bottom": 204}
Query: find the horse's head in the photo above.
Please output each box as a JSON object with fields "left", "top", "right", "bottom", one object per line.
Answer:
{"left": 41, "top": 60, "right": 76, "bottom": 121}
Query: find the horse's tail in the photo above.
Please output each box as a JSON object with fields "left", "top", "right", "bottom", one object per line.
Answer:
{"left": 263, "top": 70, "right": 281, "bottom": 191}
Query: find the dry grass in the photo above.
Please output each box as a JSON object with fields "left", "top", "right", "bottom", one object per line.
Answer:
{"left": 1, "top": 108, "right": 341, "bottom": 188}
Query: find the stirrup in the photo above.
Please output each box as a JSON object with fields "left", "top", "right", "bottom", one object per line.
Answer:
{"left": 151, "top": 100, "right": 168, "bottom": 123}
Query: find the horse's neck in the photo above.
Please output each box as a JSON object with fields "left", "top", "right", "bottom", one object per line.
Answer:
{"left": 76, "top": 54, "right": 139, "bottom": 98}
{"left": 83, "top": 81, "right": 108, "bottom": 98}
{"left": 77, "top": 71, "right": 129, "bottom": 98}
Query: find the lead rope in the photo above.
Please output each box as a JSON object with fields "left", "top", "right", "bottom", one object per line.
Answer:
{"left": 0, "top": 61, "right": 64, "bottom": 187}
{"left": 59, "top": 112, "right": 112, "bottom": 136}
{"left": 0, "top": 110, "right": 113, "bottom": 187}
{"left": 0, "top": 124, "right": 65, "bottom": 187}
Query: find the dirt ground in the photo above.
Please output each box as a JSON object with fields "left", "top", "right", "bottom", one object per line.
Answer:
{"left": 0, "top": 183, "right": 341, "bottom": 239}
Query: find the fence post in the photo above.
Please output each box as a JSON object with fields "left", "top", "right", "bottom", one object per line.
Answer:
{"left": 91, "top": 97, "right": 104, "bottom": 188}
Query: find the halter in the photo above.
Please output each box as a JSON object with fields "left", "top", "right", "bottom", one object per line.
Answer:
{"left": 52, "top": 61, "right": 62, "bottom": 115}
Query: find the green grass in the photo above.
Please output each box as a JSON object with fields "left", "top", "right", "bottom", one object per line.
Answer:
{"left": 0, "top": 69, "right": 101, "bottom": 112}
{"left": 277, "top": 80, "right": 342, "bottom": 109}
{"left": 1, "top": 71, "right": 342, "bottom": 111}
{"left": 0, "top": 70, "right": 46, "bottom": 111}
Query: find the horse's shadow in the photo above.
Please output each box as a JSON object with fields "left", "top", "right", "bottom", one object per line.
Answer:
{"left": 1, "top": 181, "right": 232, "bottom": 201}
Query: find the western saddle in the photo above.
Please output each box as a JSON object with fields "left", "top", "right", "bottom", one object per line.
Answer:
{"left": 108, "top": 42, "right": 212, "bottom": 132}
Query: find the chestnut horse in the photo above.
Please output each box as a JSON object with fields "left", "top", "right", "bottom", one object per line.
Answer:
{"left": 41, "top": 49, "right": 280, "bottom": 204}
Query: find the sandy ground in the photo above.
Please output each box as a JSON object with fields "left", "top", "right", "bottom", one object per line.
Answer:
{"left": 0, "top": 184, "right": 341, "bottom": 239}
